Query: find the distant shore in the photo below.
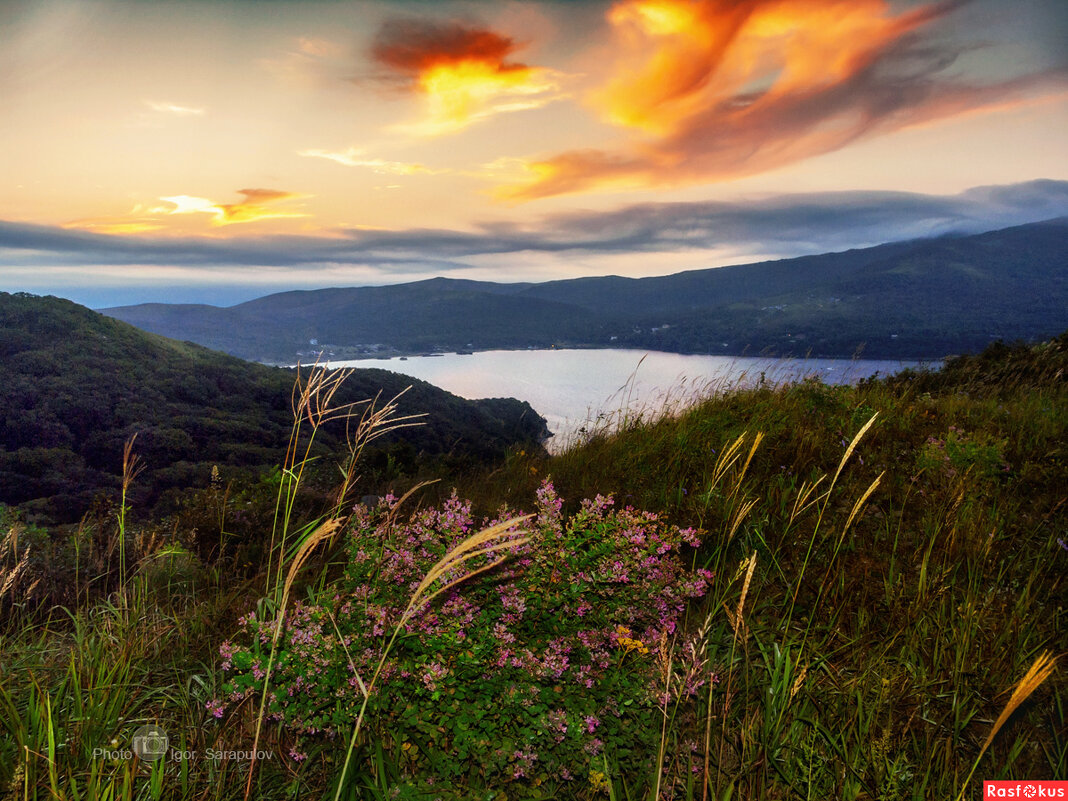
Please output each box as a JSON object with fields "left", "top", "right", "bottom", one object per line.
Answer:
{"left": 272, "top": 342, "right": 952, "bottom": 369}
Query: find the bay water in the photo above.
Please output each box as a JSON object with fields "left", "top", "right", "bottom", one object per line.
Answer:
{"left": 328, "top": 349, "right": 931, "bottom": 451}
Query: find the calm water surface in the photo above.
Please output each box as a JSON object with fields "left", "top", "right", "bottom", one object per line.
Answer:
{"left": 329, "top": 349, "right": 931, "bottom": 450}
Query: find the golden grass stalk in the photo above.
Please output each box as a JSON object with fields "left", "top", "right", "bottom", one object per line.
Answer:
{"left": 333, "top": 388, "right": 426, "bottom": 511}
{"left": 400, "top": 516, "right": 532, "bottom": 626}
{"left": 246, "top": 518, "right": 341, "bottom": 800}
{"left": 291, "top": 362, "right": 359, "bottom": 429}
{"left": 730, "top": 551, "right": 758, "bottom": 643}
{"left": 828, "top": 412, "right": 878, "bottom": 496}
{"left": 699, "top": 606, "right": 716, "bottom": 801}
{"left": 727, "top": 498, "right": 758, "bottom": 543}
{"left": 0, "top": 526, "right": 37, "bottom": 603}
{"left": 787, "top": 413, "right": 880, "bottom": 626}
{"left": 654, "top": 641, "right": 674, "bottom": 801}
{"left": 842, "top": 472, "right": 884, "bottom": 536}
{"left": 955, "top": 651, "right": 1058, "bottom": 800}
{"left": 789, "top": 476, "right": 825, "bottom": 525}
{"left": 713, "top": 551, "right": 758, "bottom": 795}
{"left": 269, "top": 362, "right": 358, "bottom": 586}
{"left": 733, "top": 431, "right": 764, "bottom": 497}
{"left": 980, "top": 651, "right": 1058, "bottom": 754}
{"left": 117, "top": 433, "right": 145, "bottom": 599}
{"left": 246, "top": 364, "right": 427, "bottom": 799}
{"left": 279, "top": 519, "right": 341, "bottom": 615}
{"left": 121, "top": 433, "right": 145, "bottom": 492}
{"left": 380, "top": 479, "right": 440, "bottom": 540}
{"left": 789, "top": 664, "right": 808, "bottom": 699}
{"left": 268, "top": 363, "right": 423, "bottom": 596}
{"left": 710, "top": 432, "right": 749, "bottom": 490}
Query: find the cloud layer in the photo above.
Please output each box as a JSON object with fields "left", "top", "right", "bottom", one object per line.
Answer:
{"left": 4, "top": 181, "right": 1065, "bottom": 286}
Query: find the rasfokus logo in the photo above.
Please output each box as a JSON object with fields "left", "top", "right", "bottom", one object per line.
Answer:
{"left": 984, "top": 781, "right": 1068, "bottom": 798}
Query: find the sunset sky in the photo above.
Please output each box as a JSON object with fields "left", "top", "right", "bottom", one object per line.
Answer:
{"left": 1, "top": 0, "right": 1066, "bottom": 307}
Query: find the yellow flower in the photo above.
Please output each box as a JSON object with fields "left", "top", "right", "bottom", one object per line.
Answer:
{"left": 615, "top": 625, "right": 650, "bottom": 655}
{"left": 589, "top": 770, "right": 611, "bottom": 792}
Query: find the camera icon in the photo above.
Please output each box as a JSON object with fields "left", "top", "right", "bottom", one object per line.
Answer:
{"left": 131, "top": 725, "right": 169, "bottom": 762}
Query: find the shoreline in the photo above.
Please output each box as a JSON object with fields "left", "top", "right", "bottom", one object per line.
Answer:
{"left": 271, "top": 344, "right": 948, "bottom": 370}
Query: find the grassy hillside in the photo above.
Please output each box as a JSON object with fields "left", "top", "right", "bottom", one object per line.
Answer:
{"left": 102, "top": 219, "right": 1068, "bottom": 361}
{"left": 0, "top": 292, "right": 549, "bottom": 522}
{"left": 0, "top": 333, "right": 1064, "bottom": 800}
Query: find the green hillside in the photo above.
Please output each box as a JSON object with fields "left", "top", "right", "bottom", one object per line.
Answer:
{"left": 0, "top": 292, "right": 549, "bottom": 522}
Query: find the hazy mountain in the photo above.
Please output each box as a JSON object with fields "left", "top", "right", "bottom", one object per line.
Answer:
{"left": 102, "top": 218, "right": 1068, "bottom": 361}
{"left": 0, "top": 293, "right": 549, "bottom": 521}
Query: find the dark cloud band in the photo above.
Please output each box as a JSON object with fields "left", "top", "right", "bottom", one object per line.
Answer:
{"left": 1, "top": 181, "right": 1065, "bottom": 277}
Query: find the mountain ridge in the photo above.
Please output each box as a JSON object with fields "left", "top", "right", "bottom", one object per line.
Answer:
{"left": 101, "top": 217, "right": 1068, "bottom": 361}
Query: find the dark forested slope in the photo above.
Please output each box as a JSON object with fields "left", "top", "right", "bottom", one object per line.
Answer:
{"left": 0, "top": 293, "right": 548, "bottom": 521}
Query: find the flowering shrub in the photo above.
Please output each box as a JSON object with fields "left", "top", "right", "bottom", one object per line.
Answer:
{"left": 217, "top": 480, "right": 713, "bottom": 791}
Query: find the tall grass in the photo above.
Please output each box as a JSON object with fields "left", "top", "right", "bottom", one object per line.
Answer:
{"left": 117, "top": 433, "right": 145, "bottom": 608}
{"left": 245, "top": 363, "right": 424, "bottom": 798}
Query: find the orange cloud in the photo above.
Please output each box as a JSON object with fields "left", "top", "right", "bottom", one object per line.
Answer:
{"left": 156, "top": 189, "right": 307, "bottom": 226}
{"left": 64, "top": 190, "right": 308, "bottom": 235}
{"left": 371, "top": 18, "right": 560, "bottom": 135}
{"left": 500, "top": 0, "right": 1068, "bottom": 200}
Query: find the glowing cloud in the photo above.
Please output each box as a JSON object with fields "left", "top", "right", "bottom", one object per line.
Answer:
{"left": 145, "top": 101, "right": 206, "bottom": 116}
{"left": 64, "top": 191, "right": 309, "bottom": 234}
{"left": 156, "top": 189, "right": 308, "bottom": 226}
{"left": 371, "top": 17, "right": 560, "bottom": 135}
{"left": 500, "top": 0, "right": 1068, "bottom": 200}
{"left": 298, "top": 147, "right": 441, "bottom": 175}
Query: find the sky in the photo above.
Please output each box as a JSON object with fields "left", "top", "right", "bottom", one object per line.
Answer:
{"left": 1, "top": 0, "right": 1066, "bottom": 308}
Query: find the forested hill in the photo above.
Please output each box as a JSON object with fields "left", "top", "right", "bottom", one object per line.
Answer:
{"left": 0, "top": 293, "right": 549, "bottom": 522}
{"left": 102, "top": 218, "right": 1068, "bottom": 361}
